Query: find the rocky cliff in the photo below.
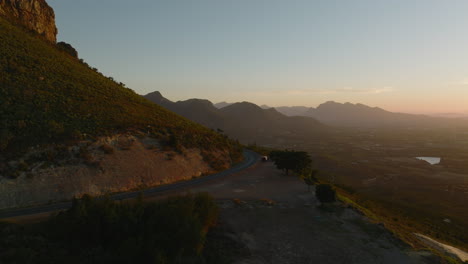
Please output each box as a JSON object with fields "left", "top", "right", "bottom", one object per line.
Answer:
{"left": 0, "top": 0, "right": 57, "bottom": 42}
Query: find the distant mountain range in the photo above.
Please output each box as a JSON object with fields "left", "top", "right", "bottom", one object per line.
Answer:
{"left": 428, "top": 112, "right": 468, "bottom": 119}
{"left": 145, "top": 91, "right": 468, "bottom": 145}
{"left": 274, "top": 101, "right": 468, "bottom": 128}
{"left": 213, "top": 101, "right": 233, "bottom": 109}
{"left": 144, "top": 92, "right": 326, "bottom": 144}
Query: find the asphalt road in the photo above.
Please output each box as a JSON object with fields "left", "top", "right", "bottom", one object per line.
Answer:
{"left": 0, "top": 149, "right": 259, "bottom": 219}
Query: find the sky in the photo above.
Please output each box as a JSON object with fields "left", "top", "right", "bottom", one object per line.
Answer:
{"left": 48, "top": 0, "right": 468, "bottom": 114}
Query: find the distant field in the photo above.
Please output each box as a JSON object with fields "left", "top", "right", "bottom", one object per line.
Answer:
{"left": 301, "top": 128, "right": 468, "bottom": 252}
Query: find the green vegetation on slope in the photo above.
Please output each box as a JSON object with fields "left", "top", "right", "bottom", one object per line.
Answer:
{"left": 0, "top": 193, "right": 220, "bottom": 263}
{"left": 0, "top": 16, "right": 242, "bottom": 162}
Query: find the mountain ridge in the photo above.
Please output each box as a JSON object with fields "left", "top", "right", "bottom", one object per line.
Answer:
{"left": 275, "top": 101, "right": 467, "bottom": 128}
{"left": 144, "top": 92, "right": 326, "bottom": 144}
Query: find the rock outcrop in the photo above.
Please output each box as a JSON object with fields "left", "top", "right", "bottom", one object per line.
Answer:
{"left": 0, "top": 0, "right": 57, "bottom": 42}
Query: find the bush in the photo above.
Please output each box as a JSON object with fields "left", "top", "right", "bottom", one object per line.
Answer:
{"left": 56, "top": 41, "right": 78, "bottom": 58}
{"left": 0, "top": 193, "right": 219, "bottom": 263}
{"left": 316, "top": 184, "right": 336, "bottom": 204}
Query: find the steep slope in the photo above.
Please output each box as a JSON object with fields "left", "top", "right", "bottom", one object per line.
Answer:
{"left": 0, "top": 15, "right": 240, "bottom": 158}
{"left": 0, "top": 13, "right": 242, "bottom": 208}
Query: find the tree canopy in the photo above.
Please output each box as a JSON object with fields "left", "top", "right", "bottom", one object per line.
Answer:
{"left": 270, "top": 150, "right": 312, "bottom": 175}
{"left": 316, "top": 184, "right": 336, "bottom": 204}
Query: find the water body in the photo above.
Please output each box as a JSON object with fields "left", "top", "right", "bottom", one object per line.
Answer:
{"left": 416, "top": 157, "right": 441, "bottom": 165}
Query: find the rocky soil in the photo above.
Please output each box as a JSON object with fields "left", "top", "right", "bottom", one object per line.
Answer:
{"left": 160, "top": 161, "right": 442, "bottom": 264}
{"left": 0, "top": 134, "right": 230, "bottom": 209}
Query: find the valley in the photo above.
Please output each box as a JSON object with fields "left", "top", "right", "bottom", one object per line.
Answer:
{"left": 146, "top": 91, "right": 468, "bottom": 262}
{"left": 1, "top": 0, "right": 468, "bottom": 263}
{"left": 295, "top": 128, "right": 468, "bottom": 253}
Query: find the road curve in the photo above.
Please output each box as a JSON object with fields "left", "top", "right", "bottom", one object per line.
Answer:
{"left": 0, "top": 150, "right": 259, "bottom": 219}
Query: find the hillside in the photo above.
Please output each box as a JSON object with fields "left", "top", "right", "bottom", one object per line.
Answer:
{"left": 144, "top": 92, "right": 327, "bottom": 145}
{"left": 144, "top": 92, "right": 226, "bottom": 130}
{"left": 0, "top": 13, "right": 242, "bottom": 208}
{"left": 0, "top": 16, "right": 241, "bottom": 159}
{"left": 219, "top": 102, "right": 324, "bottom": 143}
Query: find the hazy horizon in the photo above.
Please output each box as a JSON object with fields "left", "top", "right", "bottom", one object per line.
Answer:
{"left": 49, "top": 0, "right": 468, "bottom": 114}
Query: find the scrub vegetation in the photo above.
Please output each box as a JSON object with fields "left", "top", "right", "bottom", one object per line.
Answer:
{"left": 0, "top": 16, "right": 242, "bottom": 164}
{"left": 0, "top": 193, "right": 222, "bottom": 264}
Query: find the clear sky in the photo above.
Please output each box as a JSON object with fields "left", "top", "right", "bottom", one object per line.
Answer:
{"left": 48, "top": 0, "right": 468, "bottom": 114}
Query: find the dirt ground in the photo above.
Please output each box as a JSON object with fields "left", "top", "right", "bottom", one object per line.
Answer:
{"left": 5, "top": 160, "right": 445, "bottom": 263}
{"left": 165, "top": 161, "right": 441, "bottom": 264}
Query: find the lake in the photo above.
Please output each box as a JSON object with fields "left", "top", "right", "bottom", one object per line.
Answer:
{"left": 416, "top": 157, "right": 441, "bottom": 165}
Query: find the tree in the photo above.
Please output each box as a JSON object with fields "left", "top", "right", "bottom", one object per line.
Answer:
{"left": 270, "top": 150, "right": 312, "bottom": 175}
{"left": 300, "top": 168, "right": 319, "bottom": 192}
{"left": 315, "top": 184, "right": 336, "bottom": 204}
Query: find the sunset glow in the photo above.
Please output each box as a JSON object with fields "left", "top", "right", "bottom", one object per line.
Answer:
{"left": 49, "top": 0, "right": 468, "bottom": 114}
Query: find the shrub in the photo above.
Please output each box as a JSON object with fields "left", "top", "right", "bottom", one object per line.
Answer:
{"left": 316, "top": 184, "right": 336, "bottom": 204}
{"left": 56, "top": 41, "right": 78, "bottom": 58}
{"left": 0, "top": 193, "right": 219, "bottom": 263}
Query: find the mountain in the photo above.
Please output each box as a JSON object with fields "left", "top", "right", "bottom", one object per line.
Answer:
{"left": 276, "top": 101, "right": 468, "bottom": 129}
{"left": 429, "top": 112, "right": 468, "bottom": 119}
{"left": 0, "top": 5, "right": 242, "bottom": 209}
{"left": 144, "top": 92, "right": 225, "bottom": 129}
{"left": 214, "top": 101, "right": 233, "bottom": 109}
{"left": 306, "top": 101, "right": 392, "bottom": 127}
{"left": 143, "top": 91, "right": 175, "bottom": 108}
{"left": 219, "top": 102, "right": 324, "bottom": 143}
{"left": 275, "top": 106, "right": 310, "bottom": 116}
{"left": 145, "top": 92, "right": 326, "bottom": 144}
{"left": 0, "top": 0, "right": 57, "bottom": 42}
{"left": 0, "top": 14, "right": 237, "bottom": 156}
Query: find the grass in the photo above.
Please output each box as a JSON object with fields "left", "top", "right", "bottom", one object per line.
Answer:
{"left": 312, "top": 140, "right": 468, "bottom": 254}
{"left": 336, "top": 190, "right": 466, "bottom": 264}
{"left": 0, "top": 16, "right": 242, "bottom": 166}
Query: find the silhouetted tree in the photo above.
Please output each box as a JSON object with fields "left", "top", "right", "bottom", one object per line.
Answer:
{"left": 316, "top": 184, "right": 336, "bottom": 204}
{"left": 270, "top": 150, "right": 312, "bottom": 175}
